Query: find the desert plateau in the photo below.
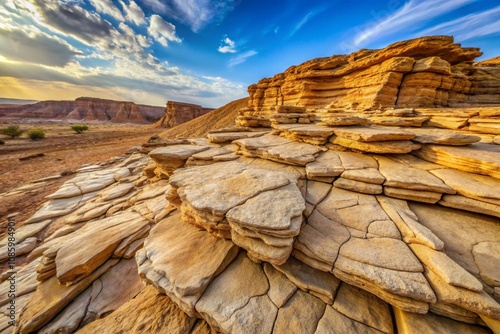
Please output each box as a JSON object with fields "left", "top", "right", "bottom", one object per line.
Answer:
{"left": 1, "top": 1, "right": 500, "bottom": 334}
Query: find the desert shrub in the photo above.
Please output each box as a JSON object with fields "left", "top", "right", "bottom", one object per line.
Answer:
{"left": 71, "top": 124, "right": 89, "bottom": 133}
{"left": 0, "top": 139, "right": 4, "bottom": 145}
{"left": 0, "top": 125, "right": 23, "bottom": 139}
{"left": 27, "top": 129, "right": 46, "bottom": 140}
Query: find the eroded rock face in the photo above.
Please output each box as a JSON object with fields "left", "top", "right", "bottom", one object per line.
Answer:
{"left": 157, "top": 101, "right": 214, "bottom": 128}
{"left": 246, "top": 36, "right": 499, "bottom": 112}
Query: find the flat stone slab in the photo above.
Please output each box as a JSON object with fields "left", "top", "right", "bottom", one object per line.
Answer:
{"left": 336, "top": 151, "right": 378, "bottom": 170}
{"left": 329, "top": 136, "right": 421, "bottom": 154}
{"left": 275, "top": 124, "right": 336, "bottom": 137}
{"left": 334, "top": 255, "right": 436, "bottom": 304}
{"left": 263, "top": 263, "right": 298, "bottom": 308}
{"left": 233, "top": 134, "right": 291, "bottom": 149}
{"left": 138, "top": 213, "right": 238, "bottom": 316}
{"left": 340, "top": 237, "right": 423, "bottom": 272}
{"left": 26, "top": 193, "right": 91, "bottom": 224}
{"left": 273, "top": 256, "right": 340, "bottom": 304}
{"left": 376, "top": 156, "right": 455, "bottom": 194}
{"left": 295, "top": 209, "right": 350, "bottom": 268}
{"left": 334, "top": 178, "right": 383, "bottom": 195}
{"left": 369, "top": 116, "right": 429, "bottom": 127}
{"left": 384, "top": 187, "right": 443, "bottom": 203}
{"left": 305, "top": 151, "right": 344, "bottom": 178}
{"left": 414, "top": 144, "right": 500, "bottom": 179}
{"left": 260, "top": 141, "right": 321, "bottom": 166}
{"left": 409, "top": 203, "right": 500, "bottom": 282}
{"left": 377, "top": 196, "right": 444, "bottom": 251}
{"left": 394, "top": 307, "right": 490, "bottom": 334}
{"left": 341, "top": 167, "right": 385, "bottom": 184}
{"left": 195, "top": 253, "right": 273, "bottom": 333}
{"left": 330, "top": 126, "right": 415, "bottom": 142}
{"left": 472, "top": 242, "right": 500, "bottom": 287}
{"left": 333, "top": 283, "right": 393, "bottom": 334}
{"left": 207, "top": 131, "right": 267, "bottom": 143}
{"left": 76, "top": 285, "right": 199, "bottom": 334}
{"left": 178, "top": 166, "right": 291, "bottom": 216}
{"left": 439, "top": 195, "right": 500, "bottom": 218}
{"left": 430, "top": 168, "right": 500, "bottom": 202}
{"left": 235, "top": 134, "right": 321, "bottom": 166}
{"left": 316, "top": 304, "right": 387, "bottom": 334}
{"left": 273, "top": 289, "right": 325, "bottom": 334}
{"left": 319, "top": 115, "right": 369, "bottom": 126}
{"left": 424, "top": 267, "right": 500, "bottom": 319}
{"left": 409, "top": 244, "right": 483, "bottom": 292}
{"left": 149, "top": 145, "right": 210, "bottom": 162}
{"left": 316, "top": 187, "right": 395, "bottom": 235}
{"left": 56, "top": 210, "right": 149, "bottom": 285}
{"left": 227, "top": 183, "right": 305, "bottom": 231}
{"left": 15, "top": 259, "right": 118, "bottom": 333}
{"left": 410, "top": 128, "right": 481, "bottom": 145}
{"left": 190, "top": 147, "right": 234, "bottom": 160}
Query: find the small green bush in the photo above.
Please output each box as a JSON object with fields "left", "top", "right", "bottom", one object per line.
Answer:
{"left": 0, "top": 125, "right": 23, "bottom": 139}
{"left": 27, "top": 129, "right": 46, "bottom": 140}
{"left": 0, "top": 139, "right": 4, "bottom": 145}
{"left": 71, "top": 125, "right": 89, "bottom": 133}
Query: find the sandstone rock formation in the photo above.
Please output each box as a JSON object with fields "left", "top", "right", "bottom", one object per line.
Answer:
{"left": 246, "top": 36, "right": 499, "bottom": 112}
{"left": 0, "top": 97, "right": 164, "bottom": 124}
{"left": 156, "top": 101, "right": 214, "bottom": 128}
{"left": 2, "top": 36, "right": 500, "bottom": 334}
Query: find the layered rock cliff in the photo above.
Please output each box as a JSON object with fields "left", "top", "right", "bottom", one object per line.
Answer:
{"left": 247, "top": 36, "right": 500, "bottom": 111}
{"left": 0, "top": 97, "right": 164, "bottom": 123}
{"left": 156, "top": 101, "right": 214, "bottom": 128}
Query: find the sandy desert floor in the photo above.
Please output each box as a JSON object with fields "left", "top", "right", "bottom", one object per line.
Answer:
{"left": 0, "top": 121, "right": 163, "bottom": 231}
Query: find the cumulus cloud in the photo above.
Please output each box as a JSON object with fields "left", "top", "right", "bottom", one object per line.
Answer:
{"left": 148, "top": 14, "right": 181, "bottom": 47}
{"left": 229, "top": 50, "right": 257, "bottom": 67}
{"left": 88, "top": 0, "right": 124, "bottom": 21}
{"left": 0, "top": 25, "right": 82, "bottom": 66}
{"left": 29, "top": 0, "right": 115, "bottom": 44}
{"left": 218, "top": 36, "right": 236, "bottom": 53}
{"left": 142, "top": 0, "right": 240, "bottom": 32}
{"left": 119, "top": 0, "right": 146, "bottom": 26}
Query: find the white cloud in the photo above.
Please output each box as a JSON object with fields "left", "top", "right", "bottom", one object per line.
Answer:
{"left": 229, "top": 50, "right": 257, "bottom": 67}
{"left": 218, "top": 36, "right": 236, "bottom": 53}
{"left": 142, "top": 0, "right": 239, "bottom": 32}
{"left": 137, "top": 34, "right": 152, "bottom": 48}
{"left": 353, "top": 0, "right": 476, "bottom": 47}
{"left": 119, "top": 0, "right": 145, "bottom": 26}
{"left": 88, "top": 0, "right": 124, "bottom": 21}
{"left": 417, "top": 6, "right": 500, "bottom": 41}
{"left": 0, "top": 24, "right": 82, "bottom": 66}
{"left": 147, "top": 14, "right": 181, "bottom": 47}
{"left": 0, "top": 0, "right": 246, "bottom": 108}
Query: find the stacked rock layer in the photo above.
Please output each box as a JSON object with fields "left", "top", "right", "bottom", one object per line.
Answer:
{"left": 1, "top": 36, "right": 500, "bottom": 334}
{"left": 246, "top": 36, "right": 500, "bottom": 112}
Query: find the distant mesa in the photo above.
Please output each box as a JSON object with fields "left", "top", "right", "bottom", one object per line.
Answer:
{"left": 0, "top": 97, "right": 165, "bottom": 124}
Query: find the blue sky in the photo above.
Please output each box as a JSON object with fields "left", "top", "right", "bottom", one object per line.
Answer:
{"left": 0, "top": 0, "right": 499, "bottom": 107}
